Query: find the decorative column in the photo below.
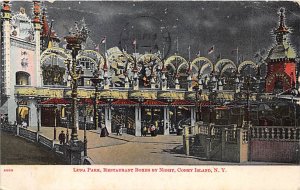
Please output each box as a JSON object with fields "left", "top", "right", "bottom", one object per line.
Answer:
{"left": 187, "top": 75, "right": 193, "bottom": 91}
{"left": 104, "top": 99, "right": 112, "bottom": 134}
{"left": 103, "top": 61, "right": 110, "bottom": 90}
{"left": 218, "top": 80, "right": 223, "bottom": 91}
{"left": 175, "top": 75, "right": 180, "bottom": 90}
{"left": 1, "top": 1, "right": 12, "bottom": 96}
{"left": 124, "top": 74, "right": 130, "bottom": 89}
{"left": 235, "top": 76, "right": 241, "bottom": 93}
{"left": 163, "top": 106, "right": 170, "bottom": 135}
{"left": 32, "top": 1, "right": 42, "bottom": 86}
{"left": 190, "top": 107, "right": 196, "bottom": 127}
{"left": 135, "top": 105, "right": 142, "bottom": 136}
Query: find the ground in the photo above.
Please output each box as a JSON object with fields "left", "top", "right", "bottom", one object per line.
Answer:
{"left": 0, "top": 131, "right": 66, "bottom": 165}
{"left": 1, "top": 126, "right": 286, "bottom": 165}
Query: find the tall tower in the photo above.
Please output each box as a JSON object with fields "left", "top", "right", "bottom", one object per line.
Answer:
{"left": 1, "top": 1, "right": 12, "bottom": 97}
{"left": 33, "top": 1, "right": 42, "bottom": 87}
{"left": 265, "top": 8, "right": 297, "bottom": 93}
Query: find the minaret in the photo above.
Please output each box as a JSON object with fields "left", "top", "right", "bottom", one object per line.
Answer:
{"left": 32, "top": 1, "right": 42, "bottom": 87}
{"left": 103, "top": 60, "right": 110, "bottom": 90}
{"left": 132, "top": 61, "right": 139, "bottom": 90}
{"left": 265, "top": 8, "right": 297, "bottom": 93}
{"left": 1, "top": 1, "right": 12, "bottom": 96}
{"left": 161, "top": 62, "right": 167, "bottom": 91}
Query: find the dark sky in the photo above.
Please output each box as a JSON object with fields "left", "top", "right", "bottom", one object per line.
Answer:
{"left": 12, "top": 1, "right": 300, "bottom": 62}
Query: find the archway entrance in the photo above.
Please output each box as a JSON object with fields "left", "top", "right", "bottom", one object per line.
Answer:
{"left": 16, "top": 106, "right": 30, "bottom": 125}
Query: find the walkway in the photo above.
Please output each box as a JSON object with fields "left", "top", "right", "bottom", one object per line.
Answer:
{"left": 27, "top": 126, "right": 287, "bottom": 165}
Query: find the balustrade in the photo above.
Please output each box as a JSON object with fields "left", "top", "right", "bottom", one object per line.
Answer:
{"left": 250, "top": 126, "right": 299, "bottom": 141}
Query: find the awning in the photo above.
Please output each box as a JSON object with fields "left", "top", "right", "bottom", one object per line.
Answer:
{"left": 198, "top": 101, "right": 212, "bottom": 107}
{"left": 79, "top": 98, "right": 106, "bottom": 105}
{"left": 142, "top": 100, "right": 167, "bottom": 106}
{"left": 215, "top": 106, "right": 229, "bottom": 110}
{"left": 112, "top": 99, "right": 138, "bottom": 106}
{"left": 41, "top": 98, "right": 71, "bottom": 105}
{"left": 171, "top": 100, "right": 194, "bottom": 106}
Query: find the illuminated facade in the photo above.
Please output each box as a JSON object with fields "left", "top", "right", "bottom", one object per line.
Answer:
{"left": 1, "top": 2, "right": 299, "bottom": 136}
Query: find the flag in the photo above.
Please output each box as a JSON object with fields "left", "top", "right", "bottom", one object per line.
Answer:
{"left": 208, "top": 46, "right": 214, "bottom": 54}
{"left": 132, "top": 39, "right": 137, "bottom": 45}
{"left": 100, "top": 37, "right": 106, "bottom": 44}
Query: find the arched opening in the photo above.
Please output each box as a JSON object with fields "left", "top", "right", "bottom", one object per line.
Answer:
{"left": 16, "top": 71, "right": 30, "bottom": 85}
{"left": 16, "top": 106, "right": 30, "bottom": 125}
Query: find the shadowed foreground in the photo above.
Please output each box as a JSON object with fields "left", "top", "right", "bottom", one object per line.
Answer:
{"left": 0, "top": 131, "right": 66, "bottom": 165}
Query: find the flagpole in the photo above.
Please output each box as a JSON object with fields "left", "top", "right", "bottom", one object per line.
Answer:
{"left": 236, "top": 47, "right": 239, "bottom": 65}
{"left": 188, "top": 45, "right": 191, "bottom": 61}
{"left": 104, "top": 38, "right": 107, "bottom": 58}
{"left": 176, "top": 36, "right": 179, "bottom": 54}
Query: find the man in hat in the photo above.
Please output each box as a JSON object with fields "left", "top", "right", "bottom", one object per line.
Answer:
{"left": 58, "top": 131, "right": 66, "bottom": 144}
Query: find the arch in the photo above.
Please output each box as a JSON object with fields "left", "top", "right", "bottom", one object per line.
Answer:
{"left": 191, "top": 56, "right": 214, "bottom": 74}
{"left": 16, "top": 71, "right": 30, "bottom": 85}
{"left": 41, "top": 47, "right": 71, "bottom": 63}
{"left": 238, "top": 61, "right": 258, "bottom": 74}
{"left": 220, "top": 63, "right": 238, "bottom": 77}
{"left": 215, "top": 59, "right": 236, "bottom": 73}
{"left": 164, "top": 55, "right": 188, "bottom": 72}
{"left": 78, "top": 50, "right": 105, "bottom": 70}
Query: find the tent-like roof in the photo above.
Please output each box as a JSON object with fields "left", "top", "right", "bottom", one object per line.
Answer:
{"left": 79, "top": 98, "right": 106, "bottom": 105}
{"left": 171, "top": 100, "right": 193, "bottom": 106}
{"left": 112, "top": 99, "right": 138, "bottom": 106}
{"left": 142, "top": 100, "right": 167, "bottom": 106}
{"left": 41, "top": 98, "right": 70, "bottom": 105}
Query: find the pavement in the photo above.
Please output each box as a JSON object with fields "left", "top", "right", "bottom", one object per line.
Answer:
{"left": 28, "top": 126, "right": 292, "bottom": 165}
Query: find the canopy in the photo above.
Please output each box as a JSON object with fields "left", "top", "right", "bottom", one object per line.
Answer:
{"left": 41, "top": 98, "right": 70, "bottom": 105}
{"left": 171, "top": 100, "right": 193, "bottom": 106}
{"left": 79, "top": 98, "right": 106, "bottom": 105}
{"left": 112, "top": 99, "right": 138, "bottom": 106}
{"left": 142, "top": 100, "right": 167, "bottom": 106}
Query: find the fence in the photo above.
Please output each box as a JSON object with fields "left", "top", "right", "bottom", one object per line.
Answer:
{"left": 0, "top": 122, "right": 93, "bottom": 165}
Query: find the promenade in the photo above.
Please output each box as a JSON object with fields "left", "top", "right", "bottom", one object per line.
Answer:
{"left": 26, "top": 126, "right": 287, "bottom": 165}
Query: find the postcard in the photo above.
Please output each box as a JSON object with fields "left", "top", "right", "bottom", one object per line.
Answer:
{"left": 1, "top": 0, "right": 300, "bottom": 190}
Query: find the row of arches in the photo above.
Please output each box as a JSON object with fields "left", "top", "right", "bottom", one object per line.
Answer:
{"left": 40, "top": 48, "right": 260, "bottom": 88}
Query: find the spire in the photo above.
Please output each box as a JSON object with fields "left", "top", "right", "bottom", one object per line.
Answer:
{"left": 1, "top": 1, "right": 12, "bottom": 20}
{"left": 274, "top": 8, "right": 289, "bottom": 44}
{"left": 41, "top": 7, "right": 50, "bottom": 37}
{"left": 32, "top": 1, "right": 41, "bottom": 26}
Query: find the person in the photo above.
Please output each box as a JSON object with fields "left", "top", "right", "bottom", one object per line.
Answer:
{"left": 116, "top": 125, "right": 121, "bottom": 136}
{"left": 142, "top": 126, "right": 147, "bottom": 137}
{"left": 21, "top": 120, "right": 27, "bottom": 128}
{"left": 150, "top": 124, "right": 156, "bottom": 136}
{"left": 100, "top": 124, "right": 109, "bottom": 137}
{"left": 58, "top": 131, "right": 66, "bottom": 144}
{"left": 119, "top": 124, "right": 123, "bottom": 136}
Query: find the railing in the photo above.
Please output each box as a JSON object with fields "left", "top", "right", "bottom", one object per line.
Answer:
{"left": 250, "top": 126, "right": 300, "bottom": 141}
{"left": 38, "top": 134, "right": 53, "bottom": 149}
{"left": 19, "top": 128, "right": 37, "bottom": 142}
{"left": 1, "top": 123, "right": 17, "bottom": 134}
{"left": 224, "top": 129, "right": 237, "bottom": 144}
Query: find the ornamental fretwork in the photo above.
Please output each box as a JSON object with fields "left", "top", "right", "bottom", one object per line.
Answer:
{"left": 42, "top": 65, "right": 66, "bottom": 85}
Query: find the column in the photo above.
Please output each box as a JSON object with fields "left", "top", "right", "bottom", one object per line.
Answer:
{"left": 105, "top": 107, "right": 112, "bottom": 134}
{"left": 135, "top": 106, "right": 142, "bottom": 136}
{"left": 2, "top": 2, "right": 12, "bottom": 96}
{"left": 33, "top": 1, "right": 42, "bottom": 86}
{"left": 29, "top": 100, "right": 38, "bottom": 130}
{"left": 163, "top": 107, "right": 170, "bottom": 135}
{"left": 190, "top": 107, "right": 196, "bottom": 127}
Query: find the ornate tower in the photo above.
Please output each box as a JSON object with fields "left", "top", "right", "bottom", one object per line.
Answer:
{"left": 1, "top": 1, "right": 12, "bottom": 96}
{"left": 33, "top": 1, "right": 42, "bottom": 86}
{"left": 265, "top": 8, "right": 297, "bottom": 93}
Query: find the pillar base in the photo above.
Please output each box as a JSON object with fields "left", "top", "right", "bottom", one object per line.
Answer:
{"left": 64, "top": 140, "right": 84, "bottom": 165}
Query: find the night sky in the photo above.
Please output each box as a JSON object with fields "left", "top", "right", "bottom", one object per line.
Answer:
{"left": 11, "top": 1, "right": 300, "bottom": 63}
